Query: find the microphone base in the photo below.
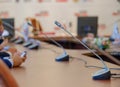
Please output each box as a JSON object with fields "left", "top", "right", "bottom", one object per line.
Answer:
{"left": 23, "top": 42, "right": 33, "bottom": 47}
{"left": 28, "top": 44, "right": 39, "bottom": 49}
{"left": 55, "top": 53, "right": 69, "bottom": 61}
{"left": 15, "top": 38, "right": 24, "bottom": 44}
{"left": 10, "top": 37, "right": 18, "bottom": 42}
{"left": 92, "top": 68, "right": 111, "bottom": 80}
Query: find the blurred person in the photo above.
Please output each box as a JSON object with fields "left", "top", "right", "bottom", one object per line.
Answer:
{"left": 0, "top": 19, "right": 27, "bottom": 68}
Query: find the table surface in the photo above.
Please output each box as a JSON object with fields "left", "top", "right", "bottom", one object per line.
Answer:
{"left": 10, "top": 42, "right": 120, "bottom": 87}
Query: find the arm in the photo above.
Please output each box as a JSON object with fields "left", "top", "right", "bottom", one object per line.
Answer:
{"left": 12, "top": 55, "right": 23, "bottom": 67}
{"left": 0, "top": 60, "right": 18, "bottom": 87}
{"left": 12, "top": 52, "right": 26, "bottom": 67}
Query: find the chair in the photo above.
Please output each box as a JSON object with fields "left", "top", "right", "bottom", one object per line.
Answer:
{"left": 0, "top": 59, "right": 18, "bottom": 87}
{"left": 30, "top": 18, "right": 43, "bottom": 36}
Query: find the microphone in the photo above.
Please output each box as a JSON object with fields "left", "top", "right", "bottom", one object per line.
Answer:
{"left": 28, "top": 39, "right": 40, "bottom": 49}
{"left": 14, "top": 37, "right": 24, "bottom": 44}
{"left": 23, "top": 38, "right": 33, "bottom": 47}
{"left": 27, "top": 22, "right": 69, "bottom": 61}
{"left": 55, "top": 21, "right": 111, "bottom": 80}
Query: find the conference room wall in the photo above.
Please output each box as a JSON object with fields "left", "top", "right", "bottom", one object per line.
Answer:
{"left": 0, "top": 0, "right": 120, "bottom": 36}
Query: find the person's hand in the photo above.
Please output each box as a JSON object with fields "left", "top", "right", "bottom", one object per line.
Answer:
{"left": 12, "top": 53, "right": 23, "bottom": 67}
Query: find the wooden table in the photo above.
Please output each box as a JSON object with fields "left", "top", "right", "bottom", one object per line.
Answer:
{"left": 30, "top": 33, "right": 78, "bottom": 41}
{"left": 10, "top": 42, "right": 120, "bottom": 87}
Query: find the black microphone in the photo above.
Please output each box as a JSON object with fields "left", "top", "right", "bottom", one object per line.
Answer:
{"left": 28, "top": 22, "right": 69, "bottom": 61}
{"left": 55, "top": 21, "right": 111, "bottom": 80}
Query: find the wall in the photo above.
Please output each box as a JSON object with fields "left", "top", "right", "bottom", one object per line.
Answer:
{"left": 0, "top": 0, "right": 120, "bottom": 36}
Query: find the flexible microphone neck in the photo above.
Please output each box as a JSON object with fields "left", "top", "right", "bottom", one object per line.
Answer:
{"left": 55, "top": 21, "right": 112, "bottom": 80}
{"left": 44, "top": 34, "right": 67, "bottom": 54}
{"left": 27, "top": 22, "right": 67, "bottom": 55}
{"left": 55, "top": 21, "right": 108, "bottom": 69}
{"left": 28, "top": 22, "right": 69, "bottom": 61}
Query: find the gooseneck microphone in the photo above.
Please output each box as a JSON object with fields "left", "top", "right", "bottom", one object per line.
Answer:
{"left": 27, "top": 22, "right": 69, "bottom": 61}
{"left": 55, "top": 21, "right": 111, "bottom": 80}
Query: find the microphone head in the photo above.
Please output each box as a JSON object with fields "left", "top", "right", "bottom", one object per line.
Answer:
{"left": 27, "top": 22, "right": 32, "bottom": 26}
{"left": 54, "top": 21, "right": 64, "bottom": 29}
{"left": 54, "top": 21, "right": 60, "bottom": 26}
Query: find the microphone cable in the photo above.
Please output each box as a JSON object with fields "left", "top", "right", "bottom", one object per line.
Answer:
{"left": 54, "top": 21, "right": 120, "bottom": 79}
{"left": 70, "top": 56, "right": 120, "bottom": 78}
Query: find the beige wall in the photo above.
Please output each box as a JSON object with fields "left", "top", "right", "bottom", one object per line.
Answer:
{"left": 0, "top": 0, "right": 120, "bottom": 36}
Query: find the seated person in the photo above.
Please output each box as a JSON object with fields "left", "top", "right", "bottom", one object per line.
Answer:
{"left": 82, "top": 33, "right": 110, "bottom": 50}
{"left": 0, "top": 19, "right": 9, "bottom": 50}
{"left": 0, "top": 19, "right": 27, "bottom": 68}
{"left": 0, "top": 47, "right": 27, "bottom": 68}
{"left": 12, "top": 18, "right": 30, "bottom": 44}
{"left": 110, "top": 22, "right": 120, "bottom": 45}
{"left": 82, "top": 33, "right": 95, "bottom": 45}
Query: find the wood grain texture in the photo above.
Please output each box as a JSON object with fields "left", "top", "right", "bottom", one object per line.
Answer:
{"left": 10, "top": 42, "right": 120, "bottom": 87}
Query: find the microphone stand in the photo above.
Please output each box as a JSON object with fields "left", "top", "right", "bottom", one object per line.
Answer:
{"left": 28, "top": 23, "right": 69, "bottom": 61}
{"left": 55, "top": 21, "right": 114, "bottom": 80}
